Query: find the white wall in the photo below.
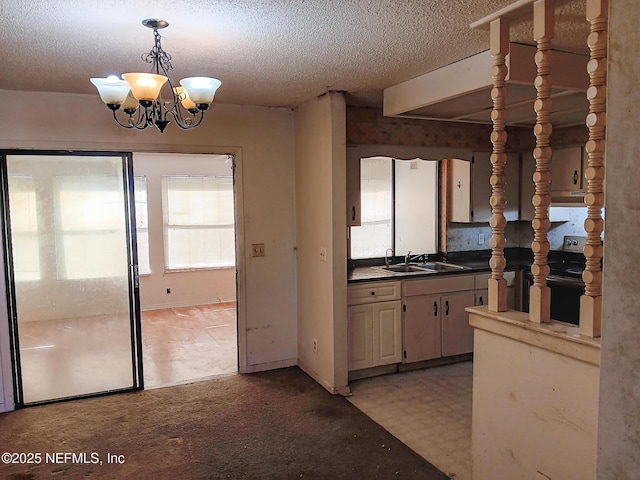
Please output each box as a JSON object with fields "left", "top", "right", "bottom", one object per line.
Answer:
{"left": 472, "top": 328, "right": 600, "bottom": 480}
{"left": 295, "top": 92, "right": 349, "bottom": 394}
{"left": 0, "top": 89, "right": 298, "bottom": 410}
{"left": 134, "top": 152, "right": 236, "bottom": 310}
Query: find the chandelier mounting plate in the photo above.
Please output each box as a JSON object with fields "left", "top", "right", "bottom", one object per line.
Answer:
{"left": 142, "top": 18, "right": 168, "bottom": 30}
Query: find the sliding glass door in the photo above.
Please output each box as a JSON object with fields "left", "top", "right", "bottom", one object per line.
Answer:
{"left": 1, "top": 151, "right": 143, "bottom": 405}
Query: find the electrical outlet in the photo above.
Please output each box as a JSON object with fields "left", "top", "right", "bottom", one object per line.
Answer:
{"left": 252, "top": 243, "right": 265, "bottom": 257}
{"left": 320, "top": 247, "right": 327, "bottom": 262}
{"left": 313, "top": 338, "right": 318, "bottom": 354}
{"left": 478, "top": 233, "right": 485, "bottom": 245}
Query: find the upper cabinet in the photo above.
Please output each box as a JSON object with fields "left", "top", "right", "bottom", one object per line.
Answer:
{"left": 521, "top": 146, "right": 587, "bottom": 211}
{"left": 449, "top": 152, "right": 520, "bottom": 223}
{"left": 549, "top": 146, "right": 587, "bottom": 203}
{"left": 346, "top": 146, "right": 361, "bottom": 226}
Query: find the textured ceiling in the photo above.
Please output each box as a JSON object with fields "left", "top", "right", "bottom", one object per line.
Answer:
{"left": 0, "top": 0, "right": 588, "bottom": 108}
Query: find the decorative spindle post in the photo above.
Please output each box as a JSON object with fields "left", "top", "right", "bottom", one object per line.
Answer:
{"left": 488, "top": 17, "right": 510, "bottom": 312}
{"left": 580, "top": 0, "right": 607, "bottom": 337}
{"left": 529, "top": 0, "right": 554, "bottom": 323}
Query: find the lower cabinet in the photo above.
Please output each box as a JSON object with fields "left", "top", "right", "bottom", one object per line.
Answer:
{"left": 440, "top": 290, "right": 476, "bottom": 357}
{"left": 403, "top": 274, "right": 477, "bottom": 362}
{"left": 474, "top": 271, "right": 518, "bottom": 310}
{"left": 347, "top": 272, "right": 519, "bottom": 371}
{"left": 347, "top": 282, "right": 402, "bottom": 371}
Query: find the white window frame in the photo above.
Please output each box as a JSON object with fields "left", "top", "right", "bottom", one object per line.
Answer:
{"left": 162, "top": 175, "right": 235, "bottom": 272}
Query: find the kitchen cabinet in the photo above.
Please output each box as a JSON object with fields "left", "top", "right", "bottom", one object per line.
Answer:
{"left": 403, "top": 274, "right": 476, "bottom": 361}
{"left": 449, "top": 152, "right": 520, "bottom": 223}
{"left": 474, "top": 271, "right": 518, "bottom": 310}
{"left": 403, "top": 293, "right": 442, "bottom": 362}
{"left": 550, "top": 146, "right": 586, "bottom": 194}
{"left": 440, "top": 290, "right": 477, "bottom": 357}
{"left": 346, "top": 146, "right": 361, "bottom": 226}
{"left": 520, "top": 152, "right": 578, "bottom": 219}
{"left": 347, "top": 281, "right": 402, "bottom": 371}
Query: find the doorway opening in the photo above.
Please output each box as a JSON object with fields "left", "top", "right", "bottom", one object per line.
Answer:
{"left": 132, "top": 152, "right": 238, "bottom": 388}
{"left": 1, "top": 151, "right": 143, "bottom": 406}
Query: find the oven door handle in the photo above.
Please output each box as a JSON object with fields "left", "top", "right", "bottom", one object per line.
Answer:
{"left": 546, "top": 274, "right": 585, "bottom": 288}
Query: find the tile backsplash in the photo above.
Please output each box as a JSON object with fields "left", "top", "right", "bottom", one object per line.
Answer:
{"left": 446, "top": 206, "right": 594, "bottom": 252}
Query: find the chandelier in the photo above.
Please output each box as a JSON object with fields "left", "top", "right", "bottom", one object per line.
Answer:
{"left": 90, "top": 19, "right": 221, "bottom": 133}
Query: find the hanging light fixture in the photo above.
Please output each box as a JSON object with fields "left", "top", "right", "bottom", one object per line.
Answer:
{"left": 90, "top": 19, "right": 221, "bottom": 133}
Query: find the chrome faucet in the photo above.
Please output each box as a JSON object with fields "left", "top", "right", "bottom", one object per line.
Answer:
{"left": 406, "top": 252, "right": 425, "bottom": 264}
{"left": 385, "top": 248, "right": 393, "bottom": 267}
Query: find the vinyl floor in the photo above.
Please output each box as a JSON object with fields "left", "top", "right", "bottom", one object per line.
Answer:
{"left": 348, "top": 361, "right": 473, "bottom": 480}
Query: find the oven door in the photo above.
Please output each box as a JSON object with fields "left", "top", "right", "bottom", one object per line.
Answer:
{"left": 522, "top": 273, "right": 583, "bottom": 325}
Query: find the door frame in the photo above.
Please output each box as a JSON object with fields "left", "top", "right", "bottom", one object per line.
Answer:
{"left": 0, "top": 149, "right": 144, "bottom": 407}
{"left": 0, "top": 145, "right": 247, "bottom": 410}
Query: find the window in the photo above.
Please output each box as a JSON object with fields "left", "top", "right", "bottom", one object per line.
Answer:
{"left": 350, "top": 157, "right": 393, "bottom": 259}
{"left": 350, "top": 156, "right": 438, "bottom": 260}
{"left": 8, "top": 175, "right": 40, "bottom": 281}
{"left": 55, "top": 175, "right": 128, "bottom": 280}
{"left": 162, "top": 175, "right": 235, "bottom": 270}
{"left": 134, "top": 176, "right": 151, "bottom": 275}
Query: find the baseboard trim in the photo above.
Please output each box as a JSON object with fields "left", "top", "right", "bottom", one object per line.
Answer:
{"left": 141, "top": 297, "right": 237, "bottom": 311}
{"left": 241, "top": 357, "right": 297, "bottom": 374}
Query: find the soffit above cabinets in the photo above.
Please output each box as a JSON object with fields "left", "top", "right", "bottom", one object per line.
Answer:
{"left": 383, "top": 43, "right": 589, "bottom": 127}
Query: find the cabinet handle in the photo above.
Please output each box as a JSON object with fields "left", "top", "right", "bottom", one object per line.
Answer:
{"left": 445, "top": 300, "right": 450, "bottom": 316}
{"left": 573, "top": 170, "right": 579, "bottom": 185}
{"left": 370, "top": 291, "right": 375, "bottom": 296}
{"left": 351, "top": 206, "right": 356, "bottom": 221}
{"left": 433, "top": 301, "right": 438, "bottom": 316}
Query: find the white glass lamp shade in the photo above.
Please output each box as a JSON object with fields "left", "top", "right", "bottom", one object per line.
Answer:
{"left": 173, "top": 87, "right": 197, "bottom": 110}
{"left": 122, "top": 73, "right": 167, "bottom": 101}
{"left": 179, "top": 77, "right": 222, "bottom": 105}
{"left": 90, "top": 77, "right": 131, "bottom": 105}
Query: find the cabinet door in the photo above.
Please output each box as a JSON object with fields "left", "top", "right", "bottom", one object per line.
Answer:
{"left": 441, "top": 291, "right": 476, "bottom": 357}
{"left": 550, "top": 147, "right": 583, "bottom": 192}
{"left": 450, "top": 154, "right": 519, "bottom": 223}
{"left": 347, "top": 305, "right": 373, "bottom": 371}
{"left": 472, "top": 151, "right": 520, "bottom": 222}
{"left": 346, "top": 146, "right": 361, "bottom": 226}
{"left": 403, "top": 294, "right": 442, "bottom": 363}
{"left": 449, "top": 158, "right": 472, "bottom": 222}
{"left": 475, "top": 289, "right": 489, "bottom": 307}
{"left": 372, "top": 300, "right": 402, "bottom": 367}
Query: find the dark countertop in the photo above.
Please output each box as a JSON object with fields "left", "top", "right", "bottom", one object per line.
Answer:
{"left": 347, "top": 247, "right": 586, "bottom": 284}
{"left": 347, "top": 248, "right": 534, "bottom": 284}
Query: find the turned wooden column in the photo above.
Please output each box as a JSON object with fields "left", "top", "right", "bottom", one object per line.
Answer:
{"left": 529, "top": 0, "right": 554, "bottom": 324}
{"left": 487, "top": 18, "right": 510, "bottom": 312}
{"left": 580, "top": 0, "right": 607, "bottom": 337}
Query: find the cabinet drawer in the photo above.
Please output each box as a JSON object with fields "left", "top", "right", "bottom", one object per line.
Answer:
{"left": 348, "top": 281, "right": 401, "bottom": 305}
{"left": 474, "top": 271, "right": 516, "bottom": 289}
{"left": 403, "top": 275, "right": 474, "bottom": 297}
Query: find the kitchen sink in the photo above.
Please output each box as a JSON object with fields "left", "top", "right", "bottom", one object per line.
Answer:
{"left": 378, "top": 261, "right": 467, "bottom": 274}
{"left": 381, "top": 264, "right": 431, "bottom": 273}
{"left": 417, "top": 261, "right": 467, "bottom": 272}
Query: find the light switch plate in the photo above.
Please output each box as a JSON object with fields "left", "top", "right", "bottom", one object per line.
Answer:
{"left": 251, "top": 243, "right": 265, "bottom": 257}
